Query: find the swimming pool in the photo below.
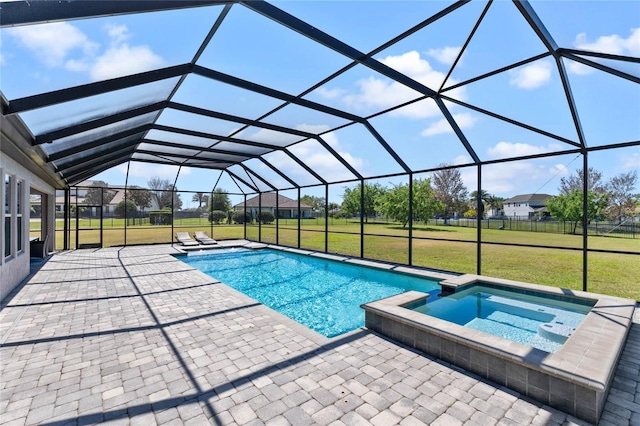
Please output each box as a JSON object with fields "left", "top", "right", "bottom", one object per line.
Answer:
{"left": 180, "top": 247, "right": 441, "bottom": 337}
{"left": 408, "top": 284, "right": 593, "bottom": 353}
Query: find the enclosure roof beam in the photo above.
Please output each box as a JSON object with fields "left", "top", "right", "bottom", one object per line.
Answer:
{"left": 4, "top": 64, "right": 191, "bottom": 115}
{"left": 0, "top": 1, "right": 231, "bottom": 28}
{"left": 46, "top": 124, "right": 154, "bottom": 162}
{"left": 34, "top": 102, "right": 167, "bottom": 145}
{"left": 240, "top": 0, "right": 438, "bottom": 98}
{"left": 257, "top": 158, "right": 300, "bottom": 188}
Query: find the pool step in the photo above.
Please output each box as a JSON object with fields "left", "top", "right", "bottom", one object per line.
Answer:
{"left": 538, "top": 321, "right": 575, "bottom": 343}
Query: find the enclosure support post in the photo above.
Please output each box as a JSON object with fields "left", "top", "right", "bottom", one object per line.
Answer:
{"left": 74, "top": 194, "right": 79, "bottom": 250}
{"left": 276, "top": 190, "right": 279, "bottom": 246}
{"left": 477, "top": 165, "right": 482, "bottom": 275}
{"left": 64, "top": 188, "right": 70, "bottom": 250}
{"left": 408, "top": 173, "right": 413, "bottom": 266}
{"left": 124, "top": 163, "right": 130, "bottom": 247}
{"left": 258, "top": 192, "right": 262, "bottom": 243}
{"left": 325, "top": 184, "right": 329, "bottom": 253}
{"left": 582, "top": 153, "right": 588, "bottom": 292}
{"left": 243, "top": 194, "right": 247, "bottom": 240}
{"left": 360, "top": 179, "right": 365, "bottom": 259}
{"left": 170, "top": 189, "right": 174, "bottom": 246}
{"left": 297, "top": 188, "right": 301, "bottom": 248}
{"left": 99, "top": 188, "right": 103, "bottom": 248}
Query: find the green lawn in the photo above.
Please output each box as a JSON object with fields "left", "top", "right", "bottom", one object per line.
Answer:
{"left": 32, "top": 217, "right": 639, "bottom": 300}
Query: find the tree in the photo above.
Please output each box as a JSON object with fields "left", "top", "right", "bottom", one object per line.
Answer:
{"left": 606, "top": 170, "right": 639, "bottom": 222}
{"left": 376, "top": 178, "right": 441, "bottom": 227}
{"left": 114, "top": 200, "right": 137, "bottom": 218}
{"left": 470, "top": 189, "right": 490, "bottom": 217}
{"left": 486, "top": 195, "right": 505, "bottom": 217}
{"left": 546, "top": 190, "right": 609, "bottom": 234}
{"left": 341, "top": 182, "right": 385, "bottom": 222}
{"left": 147, "top": 178, "right": 182, "bottom": 210}
{"left": 432, "top": 165, "right": 469, "bottom": 221}
{"left": 84, "top": 181, "right": 116, "bottom": 206}
{"left": 559, "top": 167, "right": 606, "bottom": 195}
{"left": 376, "top": 183, "right": 410, "bottom": 227}
{"left": 192, "top": 192, "right": 206, "bottom": 209}
{"left": 127, "top": 186, "right": 151, "bottom": 212}
{"left": 300, "top": 195, "right": 326, "bottom": 212}
{"left": 210, "top": 188, "right": 231, "bottom": 212}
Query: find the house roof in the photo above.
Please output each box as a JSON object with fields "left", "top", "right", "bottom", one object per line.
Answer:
{"left": 234, "top": 193, "right": 311, "bottom": 209}
{"left": 504, "top": 194, "right": 553, "bottom": 204}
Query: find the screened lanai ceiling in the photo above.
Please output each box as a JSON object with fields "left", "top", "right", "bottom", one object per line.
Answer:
{"left": 1, "top": 0, "right": 638, "bottom": 193}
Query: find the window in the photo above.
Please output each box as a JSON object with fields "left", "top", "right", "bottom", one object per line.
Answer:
{"left": 17, "top": 180, "right": 23, "bottom": 252}
{"left": 4, "top": 174, "right": 12, "bottom": 258}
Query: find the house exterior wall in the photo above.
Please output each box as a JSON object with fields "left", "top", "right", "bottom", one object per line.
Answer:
{"left": 503, "top": 202, "right": 535, "bottom": 219}
{"left": 1, "top": 153, "right": 56, "bottom": 302}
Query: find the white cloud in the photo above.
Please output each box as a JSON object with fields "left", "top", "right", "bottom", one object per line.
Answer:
{"left": 290, "top": 124, "right": 364, "bottom": 180}
{"left": 574, "top": 27, "right": 640, "bottom": 56}
{"left": 421, "top": 113, "right": 478, "bottom": 137}
{"left": 315, "top": 87, "right": 346, "bottom": 99}
{"left": 567, "top": 61, "right": 592, "bottom": 76}
{"left": 568, "top": 28, "right": 640, "bottom": 75}
{"left": 462, "top": 160, "right": 568, "bottom": 197}
{"left": 327, "top": 51, "right": 467, "bottom": 119}
{"left": 5, "top": 21, "right": 165, "bottom": 81}
{"left": 452, "top": 155, "right": 472, "bottom": 166}
{"left": 509, "top": 60, "right": 553, "bottom": 89}
{"left": 427, "top": 46, "right": 461, "bottom": 65}
{"left": 486, "top": 141, "right": 562, "bottom": 159}
{"left": 91, "top": 44, "right": 164, "bottom": 81}
{"left": 105, "top": 23, "right": 130, "bottom": 46}
{"left": 5, "top": 22, "right": 98, "bottom": 68}
{"left": 623, "top": 152, "right": 640, "bottom": 170}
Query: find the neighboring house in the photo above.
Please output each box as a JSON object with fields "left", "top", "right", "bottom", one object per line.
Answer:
{"left": 503, "top": 193, "right": 553, "bottom": 219}
{"left": 56, "top": 182, "right": 158, "bottom": 217}
{"left": 234, "top": 194, "right": 313, "bottom": 219}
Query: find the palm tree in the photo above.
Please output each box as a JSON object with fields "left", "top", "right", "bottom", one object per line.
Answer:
{"left": 470, "top": 190, "right": 490, "bottom": 216}
{"left": 486, "top": 195, "right": 505, "bottom": 217}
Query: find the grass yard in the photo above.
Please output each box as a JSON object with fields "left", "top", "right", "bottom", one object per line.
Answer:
{"left": 32, "top": 217, "right": 640, "bottom": 300}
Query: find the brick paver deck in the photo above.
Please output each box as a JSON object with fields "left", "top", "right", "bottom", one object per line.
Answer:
{"left": 1, "top": 245, "right": 638, "bottom": 425}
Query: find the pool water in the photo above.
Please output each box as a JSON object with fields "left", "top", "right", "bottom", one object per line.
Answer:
{"left": 410, "top": 285, "right": 593, "bottom": 353}
{"left": 180, "top": 248, "right": 441, "bottom": 337}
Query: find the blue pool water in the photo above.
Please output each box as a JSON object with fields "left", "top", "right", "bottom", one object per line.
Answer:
{"left": 410, "top": 285, "right": 593, "bottom": 353}
{"left": 180, "top": 248, "right": 441, "bottom": 337}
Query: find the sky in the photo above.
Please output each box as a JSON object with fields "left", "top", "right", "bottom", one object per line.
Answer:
{"left": 1, "top": 0, "right": 638, "bottom": 207}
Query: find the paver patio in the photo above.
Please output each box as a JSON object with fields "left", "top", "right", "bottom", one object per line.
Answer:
{"left": 1, "top": 244, "right": 638, "bottom": 425}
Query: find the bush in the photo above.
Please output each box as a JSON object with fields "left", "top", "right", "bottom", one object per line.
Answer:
{"left": 208, "top": 210, "right": 227, "bottom": 224}
{"left": 149, "top": 210, "right": 172, "bottom": 225}
{"left": 232, "top": 211, "right": 252, "bottom": 224}
{"left": 257, "top": 210, "right": 275, "bottom": 224}
{"left": 114, "top": 200, "right": 137, "bottom": 218}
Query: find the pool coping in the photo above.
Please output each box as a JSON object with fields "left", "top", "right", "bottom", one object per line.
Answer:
{"left": 361, "top": 274, "right": 636, "bottom": 424}
{"left": 176, "top": 242, "right": 635, "bottom": 423}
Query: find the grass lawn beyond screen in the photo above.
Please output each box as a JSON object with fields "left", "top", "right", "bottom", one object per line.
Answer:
{"left": 36, "top": 217, "right": 640, "bottom": 300}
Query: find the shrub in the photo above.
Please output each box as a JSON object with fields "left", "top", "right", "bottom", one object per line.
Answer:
{"left": 149, "top": 210, "right": 172, "bottom": 225}
{"left": 208, "top": 210, "right": 227, "bottom": 224}
{"left": 232, "top": 211, "right": 252, "bottom": 224}
{"left": 257, "top": 210, "right": 275, "bottom": 224}
{"left": 114, "top": 200, "right": 138, "bottom": 218}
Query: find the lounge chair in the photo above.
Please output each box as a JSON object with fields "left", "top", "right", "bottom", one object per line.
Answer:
{"left": 194, "top": 231, "right": 217, "bottom": 245}
{"left": 176, "top": 232, "right": 199, "bottom": 246}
